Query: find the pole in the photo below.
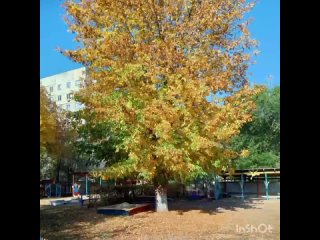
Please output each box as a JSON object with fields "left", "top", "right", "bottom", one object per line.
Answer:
{"left": 257, "top": 177, "right": 260, "bottom": 198}
{"left": 264, "top": 173, "right": 270, "bottom": 200}
{"left": 240, "top": 174, "right": 244, "bottom": 200}
{"left": 86, "top": 175, "right": 88, "bottom": 196}
{"left": 214, "top": 175, "right": 220, "bottom": 200}
{"left": 72, "top": 175, "right": 75, "bottom": 196}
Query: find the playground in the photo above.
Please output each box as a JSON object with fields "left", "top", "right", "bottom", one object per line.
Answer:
{"left": 40, "top": 168, "right": 280, "bottom": 239}
{"left": 40, "top": 197, "right": 279, "bottom": 240}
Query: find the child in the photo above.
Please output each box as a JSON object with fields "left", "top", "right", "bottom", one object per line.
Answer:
{"left": 72, "top": 183, "right": 81, "bottom": 198}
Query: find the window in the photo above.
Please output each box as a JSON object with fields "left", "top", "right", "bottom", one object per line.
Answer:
{"left": 76, "top": 102, "right": 82, "bottom": 110}
{"left": 66, "top": 104, "right": 70, "bottom": 111}
{"left": 67, "top": 82, "right": 71, "bottom": 88}
{"left": 67, "top": 93, "right": 73, "bottom": 100}
{"left": 50, "top": 86, "right": 53, "bottom": 92}
{"left": 76, "top": 80, "right": 84, "bottom": 88}
{"left": 58, "top": 84, "right": 62, "bottom": 90}
{"left": 58, "top": 95, "right": 62, "bottom": 101}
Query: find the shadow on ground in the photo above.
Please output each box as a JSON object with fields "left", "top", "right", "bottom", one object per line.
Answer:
{"left": 40, "top": 204, "right": 114, "bottom": 240}
{"left": 40, "top": 197, "right": 264, "bottom": 239}
{"left": 169, "top": 197, "right": 263, "bottom": 215}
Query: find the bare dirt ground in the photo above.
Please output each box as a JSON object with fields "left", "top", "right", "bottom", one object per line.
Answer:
{"left": 40, "top": 197, "right": 279, "bottom": 240}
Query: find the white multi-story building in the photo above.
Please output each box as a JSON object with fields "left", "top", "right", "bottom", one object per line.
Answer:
{"left": 40, "top": 67, "right": 86, "bottom": 112}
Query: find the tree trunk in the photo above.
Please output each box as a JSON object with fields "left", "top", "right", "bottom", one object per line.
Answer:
{"left": 66, "top": 167, "right": 71, "bottom": 185}
{"left": 155, "top": 185, "right": 168, "bottom": 212}
{"left": 55, "top": 159, "right": 61, "bottom": 183}
{"left": 66, "top": 167, "right": 72, "bottom": 195}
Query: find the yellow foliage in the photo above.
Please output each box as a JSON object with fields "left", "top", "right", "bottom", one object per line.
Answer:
{"left": 40, "top": 86, "right": 58, "bottom": 147}
{"left": 240, "top": 149, "right": 250, "bottom": 158}
{"left": 40, "top": 86, "right": 75, "bottom": 160}
{"left": 63, "top": 0, "right": 261, "bottom": 183}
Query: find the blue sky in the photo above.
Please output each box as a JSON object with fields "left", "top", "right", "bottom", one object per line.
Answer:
{"left": 40, "top": 0, "right": 279, "bottom": 87}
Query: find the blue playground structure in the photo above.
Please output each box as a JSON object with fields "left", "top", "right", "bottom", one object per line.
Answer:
{"left": 45, "top": 183, "right": 61, "bottom": 198}
{"left": 72, "top": 172, "right": 94, "bottom": 196}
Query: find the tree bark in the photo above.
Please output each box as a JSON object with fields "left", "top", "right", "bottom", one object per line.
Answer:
{"left": 66, "top": 167, "right": 71, "bottom": 185}
{"left": 55, "top": 159, "right": 61, "bottom": 183}
{"left": 155, "top": 185, "right": 168, "bottom": 212}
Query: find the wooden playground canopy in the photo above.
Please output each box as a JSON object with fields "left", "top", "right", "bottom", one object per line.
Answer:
{"left": 221, "top": 168, "right": 280, "bottom": 179}
{"left": 73, "top": 172, "right": 90, "bottom": 177}
{"left": 219, "top": 168, "right": 280, "bottom": 198}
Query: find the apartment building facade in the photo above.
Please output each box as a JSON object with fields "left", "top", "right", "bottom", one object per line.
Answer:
{"left": 40, "top": 67, "right": 86, "bottom": 112}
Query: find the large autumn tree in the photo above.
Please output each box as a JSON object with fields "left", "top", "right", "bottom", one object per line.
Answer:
{"left": 62, "top": 0, "right": 262, "bottom": 211}
{"left": 40, "top": 86, "right": 59, "bottom": 179}
{"left": 40, "top": 86, "right": 77, "bottom": 181}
